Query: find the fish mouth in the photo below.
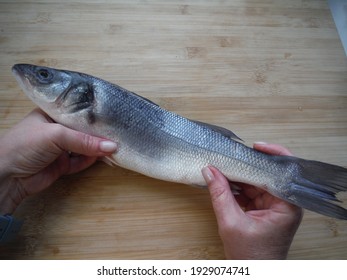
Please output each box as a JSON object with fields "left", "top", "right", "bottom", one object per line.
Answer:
{"left": 12, "top": 64, "right": 35, "bottom": 78}
{"left": 12, "top": 64, "right": 32, "bottom": 83}
{"left": 11, "top": 64, "right": 19, "bottom": 75}
{"left": 12, "top": 64, "right": 37, "bottom": 99}
{"left": 12, "top": 65, "right": 22, "bottom": 81}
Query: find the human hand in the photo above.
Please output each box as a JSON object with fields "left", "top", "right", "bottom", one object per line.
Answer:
{"left": 0, "top": 108, "right": 117, "bottom": 215}
{"left": 202, "top": 143, "right": 303, "bottom": 259}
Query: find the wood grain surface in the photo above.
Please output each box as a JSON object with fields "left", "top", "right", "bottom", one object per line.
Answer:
{"left": 0, "top": 0, "right": 346, "bottom": 259}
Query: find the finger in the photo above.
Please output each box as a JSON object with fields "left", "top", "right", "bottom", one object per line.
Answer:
{"left": 202, "top": 166, "right": 245, "bottom": 225}
{"left": 20, "top": 152, "right": 72, "bottom": 194}
{"left": 49, "top": 124, "right": 118, "bottom": 157}
{"left": 253, "top": 142, "right": 293, "bottom": 156}
{"left": 234, "top": 192, "right": 251, "bottom": 209}
{"left": 24, "top": 108, "right": 54, "bottom": 124}
{"left": 26, "top": 154, "right": 98, "bottom": 193}
{"left": 67, "top": 156, "right": 98, "bottom": 174}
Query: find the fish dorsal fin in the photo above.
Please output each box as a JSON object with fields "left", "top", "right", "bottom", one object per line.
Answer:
{"left": 126, "top": 88, "right": 243, "bottom": 142}
{"left": 191, "top": 120, "right": 243, "bottom": 142}
{"left": 129, "top": 91, "right": 160, "bottom": 107}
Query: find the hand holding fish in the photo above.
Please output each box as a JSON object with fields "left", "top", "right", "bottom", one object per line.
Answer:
{"left": 202, "top": 143, "right": 303, "bottom": 259}
{"left": 0, "top": 108, "right": 303, "bottom": 259}
{"left": 0, "top": 108, "right": 117, "bottom": 215}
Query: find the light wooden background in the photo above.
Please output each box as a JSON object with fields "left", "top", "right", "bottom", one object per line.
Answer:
{"left": 0, "top": 0, "right": 346, "bottom": 259}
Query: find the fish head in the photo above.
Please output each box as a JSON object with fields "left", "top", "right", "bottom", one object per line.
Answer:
{"left": 12, "top": 64, "right": 95, "bottom": 129}
{"left": 12, "top": 64, "right": 73, "bottom": 105}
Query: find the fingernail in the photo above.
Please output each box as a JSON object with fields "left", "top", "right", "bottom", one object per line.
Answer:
{"left": 254, "top": 141, "right": 267, "bottom": 145}
{"left": 202, "top": 166, "right": 214, "bottom": 184}
{"left": 100, "top": 141, "right": 117, "bottom": 153}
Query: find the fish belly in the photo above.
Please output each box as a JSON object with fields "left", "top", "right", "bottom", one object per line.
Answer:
{"left": 109, "top": 131, "right": 277, "bottom": 189}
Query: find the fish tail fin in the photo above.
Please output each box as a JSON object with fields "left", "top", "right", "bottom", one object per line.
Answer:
{"left": 280, "top": 157, "right": 347, "bottom": 220}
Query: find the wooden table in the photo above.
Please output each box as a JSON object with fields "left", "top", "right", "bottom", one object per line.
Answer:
{"left": 0, "top": 0, "right": 346, "bottom": 259}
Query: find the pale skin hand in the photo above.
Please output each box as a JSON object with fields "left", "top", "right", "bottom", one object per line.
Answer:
{"left": 1, "top": 110, "right": 301, "bottom": 259}
{"left": 202, "top": 143, "right": 303, "bottom": 259}
{"left": 0, "top": 108, "right": 117, "bottom": 215}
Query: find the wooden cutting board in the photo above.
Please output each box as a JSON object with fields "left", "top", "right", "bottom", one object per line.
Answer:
{"left": 0, "top": 0, "right": 346, "bottom": 259}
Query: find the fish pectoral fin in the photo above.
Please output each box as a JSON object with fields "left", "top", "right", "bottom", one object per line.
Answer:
{"left": 102, "top": 155, "right": 119, "bottom": 167}
{"left": 191, "top": 119, "right": 243, "bottom": 142}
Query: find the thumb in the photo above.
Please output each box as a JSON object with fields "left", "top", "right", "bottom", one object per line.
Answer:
{"left": 202, "top": 166, "right": 244, "bottom": 226}
{"left": 50, "top": 124, "right": 118, "bottom": 156}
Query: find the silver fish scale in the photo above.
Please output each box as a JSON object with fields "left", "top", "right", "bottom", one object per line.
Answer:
{"left": 89, "top": 76, "right": 288, "bottom": 188}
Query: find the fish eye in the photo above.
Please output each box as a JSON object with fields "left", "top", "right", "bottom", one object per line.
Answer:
{"left": 36, "top": 68, "right": 53, "bottom": 82}
{"left": 38, "top": 69, "right": 49, "bottom": 78}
